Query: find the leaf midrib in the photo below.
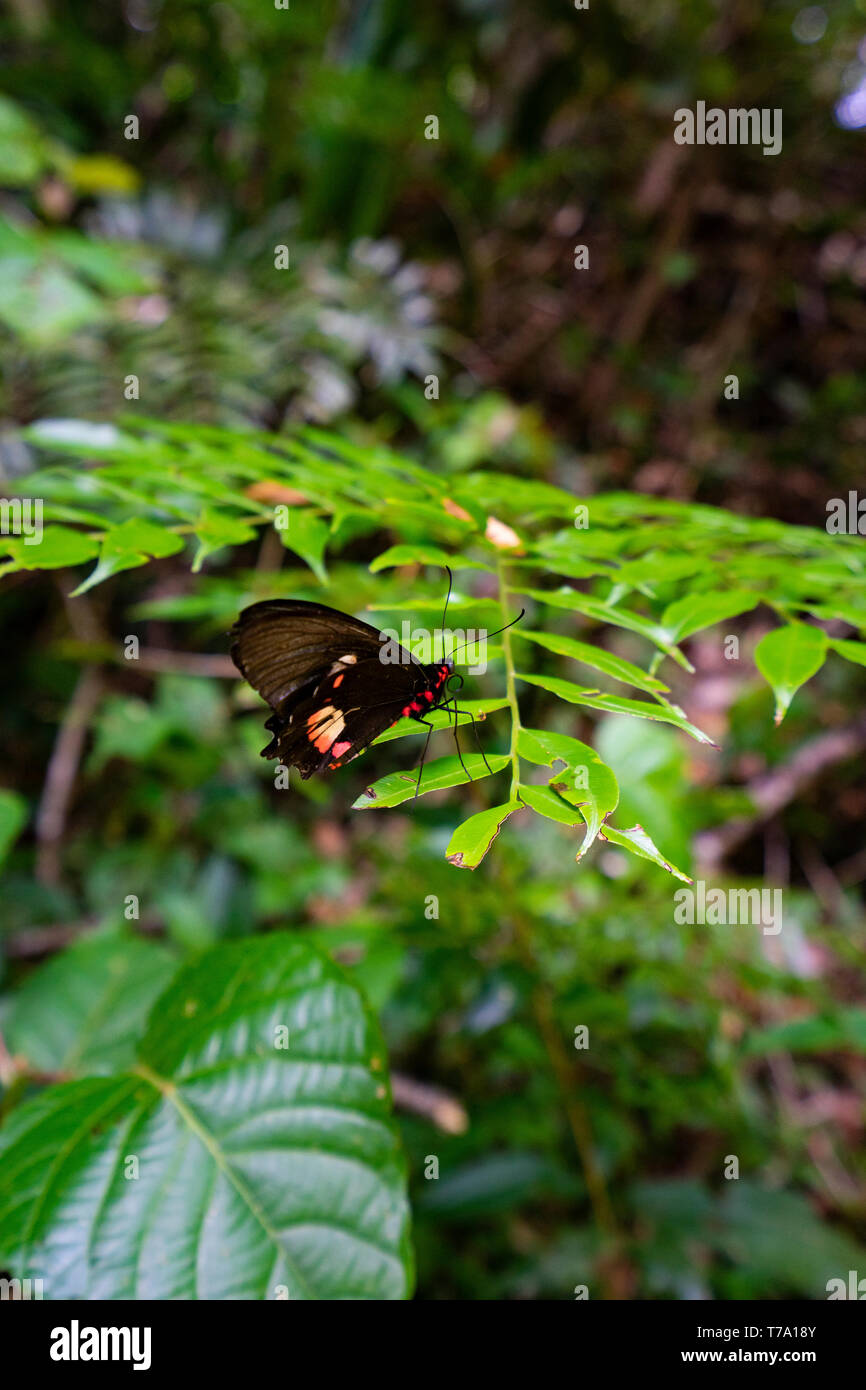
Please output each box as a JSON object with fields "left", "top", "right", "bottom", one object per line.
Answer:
{"left": 134, "top": 1061, "right": 318, "bottom": 1301}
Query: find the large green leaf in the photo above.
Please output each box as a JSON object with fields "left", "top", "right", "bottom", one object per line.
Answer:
{"left": 4, "top": 934, "right": 176, "bottom": 1076}
{"left": 0, "top": 933, "right": 412, "bottom": 1300}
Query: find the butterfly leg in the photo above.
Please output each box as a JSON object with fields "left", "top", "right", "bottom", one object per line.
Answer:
{"left": 458, "top": 707, "right": 493, "bottom": 775}
{"left": 413, "top": 718, "right": 436, "bottom": 800}
{"left": 447, "top": 696, "right": 475, "bottom": 785}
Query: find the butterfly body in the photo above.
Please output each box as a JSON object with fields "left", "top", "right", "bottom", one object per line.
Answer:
{"left": 230, "top": 598, "right": 454, "bottom": 778}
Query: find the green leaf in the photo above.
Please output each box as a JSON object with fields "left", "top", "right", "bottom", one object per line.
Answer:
{"left": 0, "top": 262, "right": 106, "bottom": 345}
{"left": 0, "top": 788, "right": 27, "bottom": 869}
{"left": 743, "top": 1008, "right": 866, "bottom": 1057}
{"left": 754, "top": 623, "right": 828, "bottom": 724}
{"left": 3, "top": 524, "right": 99, "bottom": 570}
{"left": 517, "top": 727, "right": 619, "bottom": 859}
{"left": 454, "top": 473, "right": 576, "bottom": 519}
{"left": 518, "top": 589, "right": 692, "bottom": 668}
{"left": 598, "top": 823, "right": 692, "bottom": 882}
{"left": 72, "top": 519, "right": 187, "bottom": 594}
{"left": 369, "top": 544, "right": 489, "bottom": 573}
{"left": 517, "top": 783, "right": 586, "bottom": 826}
{"left": 5, "top": 935, "right": 176, "bottom": 1075}
{"left": 715, "top": 1183, "right": 866, "bottom": 1297}
{"left": 828, "top": 637, "right": 866, "bottom": 669}
{"left": 445, "top": 801, "right": 523, "bottom": 869}
{"left": 656, "top": 590, "right": 759, "bottom": 644}
{"left": 517, "top": 673, "right": 718, "bottom": 746}
{"left": 0, "top": 99, "right": 47, "bottom": 184}
{"left": 353, "top": 753, "right": 509, "bottom": 809}
{"left": 373, "top": 699, "right": 508, "bottom": 744}
{"left": 279, "top": 510, "right": 330, "bottom": 583}
{"left": 192, "top": 510, "right": 258, "bottom": 572}
{"left": 515, "top": 629, "right": 669, "bottom": 695}
{"left": 0, "top": 933, "right": 412, "bottom": 1300}
{"left": 89, "top": 696, "right": 173, "bottom": 769}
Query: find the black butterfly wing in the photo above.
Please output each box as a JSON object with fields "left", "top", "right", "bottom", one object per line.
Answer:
{"left": 262, "top": 656, "right": 424, "bottom": 778}
{"left": 230, "top": 599, "right": 392, "bottom": 718}
{"left": 230, "top": 598, "right": 438, "bottom": 777}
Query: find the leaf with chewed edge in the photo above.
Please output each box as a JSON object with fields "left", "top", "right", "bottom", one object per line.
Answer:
{"left": 353, "top": 753, "right": 509, "bottom": 809}
{"left": 517, "top": 674, "right": 718, "bottom": 747}
{"left": 517, "top": 727, "right": 619, "bottom": 860}
{"left": 599, "top": 822, "right": 692, "bottom": 882}
{"left": 446, "top": 801, "right": 523, "bottom": 869}
{"left": 517, "top": 783, "right": 586, "bottom": 827}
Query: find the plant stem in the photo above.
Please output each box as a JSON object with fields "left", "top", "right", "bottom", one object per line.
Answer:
{"left": 493, "top": 584, "right": 621, "bottom": 1276}
{"left": 496, "top": 558, "right": 522, "bottom": 801}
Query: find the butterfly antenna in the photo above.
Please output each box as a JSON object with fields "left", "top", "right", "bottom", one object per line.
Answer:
{"left": 439, "top": 565, "right": 453, "bottom": 664}
{"left": 448, "top": 607, "right": 526, "bottom": 665}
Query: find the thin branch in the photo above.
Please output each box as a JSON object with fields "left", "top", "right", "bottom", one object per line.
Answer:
{"left": 35, "top": 668, "right": 102, "bottom": 886}
{"left": 390, "top": 1074, "right": 468, "bottom": 1134}
{"left": 496, "top": 557, "right": 522, "bottom": 801}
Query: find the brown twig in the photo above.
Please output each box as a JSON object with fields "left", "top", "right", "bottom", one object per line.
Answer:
{"left": 35, "top": 668, "right": 102, "bottom": 886}
{"left": 4, "top": 912, "right": 164, "bottom": 959}
{"left": 55, "top": 640, "right": 236, "bottom": 679}
{"left": 390, "top": 1074, "right": 468, "bottom": 1134}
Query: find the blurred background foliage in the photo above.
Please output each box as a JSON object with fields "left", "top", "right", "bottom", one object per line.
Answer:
{"left": 1, "top": 0, "right": 866, "bottom": 1299}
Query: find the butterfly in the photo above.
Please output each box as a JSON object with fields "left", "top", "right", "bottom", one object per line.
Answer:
{"left": 230, "top": 597, "right": 459, "bottom": 784}
{"left": 230, "top": 577, "right": 524, "bottom": 790}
